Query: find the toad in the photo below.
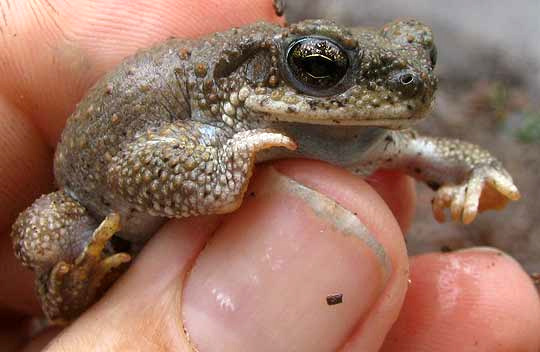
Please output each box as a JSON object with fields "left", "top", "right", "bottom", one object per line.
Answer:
{"left": 11, "top": 19, "right": 520, "bottom": 323}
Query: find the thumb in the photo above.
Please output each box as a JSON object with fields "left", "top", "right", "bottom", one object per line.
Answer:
{"left": 43, "top": 161, "right": 410, "bottom": 352}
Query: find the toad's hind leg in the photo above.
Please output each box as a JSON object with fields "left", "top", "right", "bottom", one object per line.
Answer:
{"left": 11, "top": 191, "right": 130, "bottom": 324}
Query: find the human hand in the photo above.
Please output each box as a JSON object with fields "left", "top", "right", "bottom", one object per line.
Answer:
{"left": 1, "top": 1, "right": 539, "bottom": 351}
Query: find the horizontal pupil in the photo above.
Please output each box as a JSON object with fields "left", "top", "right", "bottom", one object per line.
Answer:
{"left": 302, "top": 55, "right": 335, "bottom": 79}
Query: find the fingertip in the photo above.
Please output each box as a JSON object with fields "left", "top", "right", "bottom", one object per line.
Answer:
{"left": 382, "top": 247, "right": 540, "bottom": 351}
{"left": 366, "top": 170, "right": 416, "bottom": 234}
{"left": 273, "top": 162, "right": 413, "bottom": 351}
{"left": 182, "top": 161, "right": 409, "bottom": 351}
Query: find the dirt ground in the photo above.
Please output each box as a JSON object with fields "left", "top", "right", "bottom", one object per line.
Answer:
{"left": 285, "top": 0, "right": 540, "bottom": 273}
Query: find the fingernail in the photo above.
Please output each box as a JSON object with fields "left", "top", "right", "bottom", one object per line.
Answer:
{"left": 182, "top": 167, "right": 390, "bottom": 352}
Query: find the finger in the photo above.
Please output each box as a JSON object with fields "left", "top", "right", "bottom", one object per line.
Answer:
{"left": 366, "top": 170, "right": 416, "bottom": 234}
{"left": 0, "top": 96, "right": 52, "bottom": 314}
{"left": 183, "top": 160, "right": 409, "bottom": 351}
{"left": 0, "top": 0, "right": 283, "bottom": 145}
{"left": 381, "top": 248, "right": 540, "bottom": 352}
{"left": 40, "top": 160, "right": 410, "bottom": 351}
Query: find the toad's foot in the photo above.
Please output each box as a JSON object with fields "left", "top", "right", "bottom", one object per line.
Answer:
{"left": 432, "top": 165, "right": 520, "bottom": 224}
{"left": 11, "top": 191, "right": 131, "bottom": 323}
{"left": 354, "top": 131, "right": 521, "bottom": 224}
{"left": 42, "top": 213, "right": 131, "bottom": 324}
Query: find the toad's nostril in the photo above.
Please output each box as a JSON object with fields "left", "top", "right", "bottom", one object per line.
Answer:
{"left": 389, "top": 70, "right": 424, "bottom": 98}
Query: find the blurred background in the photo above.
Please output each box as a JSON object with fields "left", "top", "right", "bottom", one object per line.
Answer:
{"left": 286, "top": 0, "right": 540, "bottom": 273}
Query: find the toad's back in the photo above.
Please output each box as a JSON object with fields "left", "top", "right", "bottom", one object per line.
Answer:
{"left": 54, "top": 22, "right": 281, "bottom": 237}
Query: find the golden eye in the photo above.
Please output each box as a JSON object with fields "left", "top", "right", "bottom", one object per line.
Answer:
{"left": 286, "top": 37, "right": 349, "bottom": 91}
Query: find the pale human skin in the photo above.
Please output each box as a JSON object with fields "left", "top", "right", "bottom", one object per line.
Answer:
{"left": 1, "top": 1, "right": 539, "bottom": 352}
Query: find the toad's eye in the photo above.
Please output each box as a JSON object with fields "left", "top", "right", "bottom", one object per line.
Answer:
{"left": 286, "top": 37, "right": 349, "bottom": 92}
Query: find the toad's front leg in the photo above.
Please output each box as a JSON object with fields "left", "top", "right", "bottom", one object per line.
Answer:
{"left": 107, "top": 122, "right": 296, "bottom": 218}
{"left": 355, "top": 129, "right": 520, "bottom": 224}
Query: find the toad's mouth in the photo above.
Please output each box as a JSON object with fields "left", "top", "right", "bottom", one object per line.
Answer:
{"left": 244, "top": 92, "right": 431, "bottom": 128}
